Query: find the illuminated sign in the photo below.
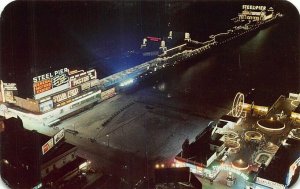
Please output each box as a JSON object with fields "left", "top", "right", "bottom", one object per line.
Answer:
{"left": 81, "top": 81, "right": 91, "bottom": 91}
{"left": 101, "top": 87, "right": 116, "bottom": 100}
{"left": 33, "top": 79, "right": 52, "bottom": 94}
{"left": 42, "top": 138, "right": 54, "bottom": 155}
{"left": 33, "top": 68, "right": 69, "bottom": 83}
{"left": 54, "top": 129, "right": 64, "bottom": 144}
{"left": 4, "top": 91, "right": 14, "bottom": 103}
{"left": 70, "top": 69, "right": 97, "bottom": 88}
{"left": 256, "top": 177, "right": 285, "bottom": 189}
{"left": 52, "top": 73, "right": 69, "bottom": 87}
{"left": 34, "top": 83, "right": 69, "bottom": 100}
{"left": 147, "top": 36, "right": 161, "bottom": 42}
{"left": 242, "top": 5, "right": 266, "bottom": 11}
{"left": 33, "top": 68, "right": 70, "bottom": 98}
{"left": 81, "top": 79, "right": 100, "bottom": 91}
{"left": 52, "top": 87, "right": 80, "bottom": 104}
{"left": 3, "top": 83, "right": 17, "bottom": 91}
{"left": 39, "top": 100, "right": 54, "bottom": 113}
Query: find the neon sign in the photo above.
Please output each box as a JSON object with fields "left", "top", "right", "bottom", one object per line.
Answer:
{"left": 147, "top": 36, "right": 161, "bottom": 42}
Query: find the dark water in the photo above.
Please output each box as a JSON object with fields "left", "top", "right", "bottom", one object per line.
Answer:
{"left": 0, "top": 1, "right": 299, "bottom": 100}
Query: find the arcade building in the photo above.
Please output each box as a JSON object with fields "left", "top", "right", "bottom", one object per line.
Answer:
{"left": 175, "top": 92, "right": 300, "bottom": 189}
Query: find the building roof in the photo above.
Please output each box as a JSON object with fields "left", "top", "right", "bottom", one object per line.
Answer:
{"left": 176, "top": 126, "right": 217, "bottom": 166}
{"left": 210, "top": 133, "right": 224, "bottom": 146}
{"left": 256, "top": 138, "right": 300, "bottom": 185}
{"left": 43, "top": 156, "right": 85, "bottom": 183}
{"left": 220, "top": 115, "right": 240, "bottom": 123}
{"left": 217, "top": 121, "right": 227, "bottom": 128}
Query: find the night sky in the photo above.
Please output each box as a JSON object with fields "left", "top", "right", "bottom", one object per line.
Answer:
{"left": 0, "top": 0, "right": 298, "bottom": 98}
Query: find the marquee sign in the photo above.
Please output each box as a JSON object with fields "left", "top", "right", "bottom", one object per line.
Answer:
{"left": 52, "top": 87, "right": 80, "bottom": 104}
{"left": 33, "top": 79, "right": 52, "bottom": 95}
{"left": 33, "top": 68, "right": 69, "bottom": 97}
{"left": 3, "top": 83, "right": 17, "bottom": 91}
{"left": 256, "top": 177, "right": 285, "bottom": 189}
{"left": 33, "top": 68, "right": 69, "bottom": 83}
{"left": 42, "top": 138, "right": 54, "bottom": 155}
{"left": 52, "top": 73, "right": 69, "bottom": 87}
{"left": 69, "top": 69, "right": 97, "bottom": 88}
{"left": 81, "top": 79, "right": 100, "bottom": 91}
{"left": 242, "top": 5, "right": 266, "bottom": 11}
{"left": 54, "top": 129, "right": 64, "bottom": 144}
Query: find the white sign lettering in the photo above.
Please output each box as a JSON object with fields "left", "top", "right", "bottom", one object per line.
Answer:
{"left": 52, "top": 88, "right": 79, "bottom": 103}
{"left": 33, "top": 68, "right": 69, "bottom": 83}
{"left": 242, "top": 5, "right": 266, "bottom": 11}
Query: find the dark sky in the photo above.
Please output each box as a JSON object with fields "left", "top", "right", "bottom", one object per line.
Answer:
{"left": 0, "top": 0, "right": 298, "bottom": 98}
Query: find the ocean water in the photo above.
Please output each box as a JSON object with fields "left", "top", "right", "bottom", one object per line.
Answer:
{"left": 0, "top": 1, "right": 299, "bottom": 101}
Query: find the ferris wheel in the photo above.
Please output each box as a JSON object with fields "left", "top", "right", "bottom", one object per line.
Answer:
{"left": 231, "top": 92, "right": 244, "bottom": 117}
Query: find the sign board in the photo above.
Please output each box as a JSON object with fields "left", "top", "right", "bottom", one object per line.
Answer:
{"left": 81, "top": 79, "right": 99, "bottom": 91}
{"left": 52, "top": 87, "right": 80, "bottom": 105}
{"left": 3, "top": 83, "right": 17, "bottom": 91}
{"left": 34, "top": 83, "right": 69, "bottom": 100}
{"left": 42, "top": 138, "right": 54, "bottom": 155}
{"left": 4, "top": 91, "right": 14, "bottom": 103}
{"left": 69, "top": 69, "right": 97, "bottom": 88}
{"left": 242, "top": 5, "right": 266, "bottom": 11}
{"left": 101, "top": 87, "right": 116, "bottom": 100}
{"left": 256, "top": 177, "right": 285, "bottom": 189}
{"left": 33, "top": 68, "right": 69, "bottom": 83}
{"left": 39, "top": 100, "right": 54, "bottom": 113}
{"left": 33, "top": 79, "right": 52, "bottom": 95}
{"left": 54, "top": 129, "right": 64, "bottom": 144}
{"left": 33, "top": 68, "right": 69, "bottom": 98}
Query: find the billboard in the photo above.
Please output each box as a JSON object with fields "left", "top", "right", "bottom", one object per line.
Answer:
{"left": 101, "top": 87, "right": 116, "bottom": 100}
{"left": 3, "top": 91, "right": 14, "bottom": 103}
{"left": 33, "top": 68, "right": 69, "bottom": 99}
{"left": 33, "top": 68, "right": 69, "bottom": 83}
{"left": 42, "top": 138, "right": 54, "bottom": 155}
{"left": 52, "top": 87, "right": 80, "bottom": 107}
{"left": 0, "top": 81, "right": 18, "bottom": 103}
{"left": 33, "top": 79, "right": 52, "bottom": 95}
{"left": 35, "top": 83, "right": 69, "bottom": 100}
{"left": 3, "top": 83, "right": 17, "bottom": 91}
{"left": 81, "top": 79, "right": 100, "bottom": 91}
{"left": 242, "top": 5, "right": 266, "bottom": 11}
{"left": 54, "top": 129, "right": 64, "bottom": 144}
{"left": 69, "top": 69, "right": 97, "bottom": 88}
{"left": 39, "top": 100, "right": 54, "bottom": 113}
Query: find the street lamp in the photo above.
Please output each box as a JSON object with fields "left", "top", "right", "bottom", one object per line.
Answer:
{"left": 106, "top": 134, "right": 110, "bottom": 147}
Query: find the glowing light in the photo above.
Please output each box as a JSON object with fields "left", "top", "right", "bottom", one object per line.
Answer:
{"left": 231, "top": 92, "right": 245, "bottom": 117}
{"left": 120, "top": 79, "right": 134, "bottom": 87}
{"left": 161, "top": 164, "right": 165, "bottom": 168}
{"left": 155, "top": 164, "right": 160, "bottom": 169}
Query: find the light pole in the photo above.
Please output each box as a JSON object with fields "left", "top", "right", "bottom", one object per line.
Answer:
{"left": 106, "top": 134, "right": 110, "bottom": 147}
